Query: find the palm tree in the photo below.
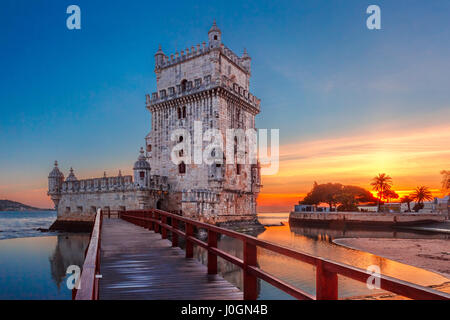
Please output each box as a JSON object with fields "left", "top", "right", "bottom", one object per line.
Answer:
{"left": 371, "top": 173, "right": 393, "bottom": 212}
{"left": 411, "top": 186, "right": 434, "bottom": 212}
{"left": 400, "top": 195, "right": 413, "bottom": 212}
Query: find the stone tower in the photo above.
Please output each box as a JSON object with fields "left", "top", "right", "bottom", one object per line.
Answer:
{"left": 145, "top": 21, "right": 262, "bottom": 223}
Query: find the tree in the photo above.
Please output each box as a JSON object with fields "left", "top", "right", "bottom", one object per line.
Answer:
{"left": 400, "top": 195, "right": 413, "bottom": 212}
{"left": 441, "top": 170, "right": 450, "bottom": 195}
{"left": 300, "top": 182, "right": 321, "bottom": 209}
{"left": 411, "top": 186, "right": 434, "bottom": 212}
{"left": 301, "top": 183, "right": 376, "bottom": 212}
{"left": 370, "top": 173, "right": 393, "bottom": 212}
{"left": 336, "top": 185, "right": 377, "bottom": 212}
{"left": 382, "top": 189, "right": 399, "bottom": 203}
{"left": 300, "top": 182, "right": 342, "bottom": 211}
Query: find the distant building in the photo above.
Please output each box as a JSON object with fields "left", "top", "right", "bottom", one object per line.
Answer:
{"left": 294, "top": 204, "right": 330, "bottom": 212}
{"left": 357, "top": 205, "right": 378, "bottom": 212}
{"left": 419, "top": 196, "right": 449, "bottom": 215}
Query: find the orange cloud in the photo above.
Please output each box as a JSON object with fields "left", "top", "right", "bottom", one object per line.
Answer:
{"left": 258, "top": 124, "right": 450, "bottom": 212}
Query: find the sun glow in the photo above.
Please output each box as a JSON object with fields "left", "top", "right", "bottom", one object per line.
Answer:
{"left": 258, "top": 124, "right": 450, "bottom": 212}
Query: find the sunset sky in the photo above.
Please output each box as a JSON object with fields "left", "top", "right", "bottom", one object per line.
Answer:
{"left": 1, "top": 0, "right": 449, "bottom": 211}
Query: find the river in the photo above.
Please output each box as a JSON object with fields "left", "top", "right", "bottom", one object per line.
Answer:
{"left": 0, "top": 211, "right": 448, "bottom": 299}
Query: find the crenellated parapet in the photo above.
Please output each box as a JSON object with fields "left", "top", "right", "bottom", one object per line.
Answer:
{"left": 146, "top": 76, "right": 260, "bottom": 113}
{"left": 61, "top": 174, "right": 134, "bottom": 194}
{"left": 155, "top": 43, "right": 250, "bottom": 75}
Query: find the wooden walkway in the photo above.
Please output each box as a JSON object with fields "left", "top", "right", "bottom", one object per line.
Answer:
{"left": 98, "top": 219, "right": 243, "bottom": 300}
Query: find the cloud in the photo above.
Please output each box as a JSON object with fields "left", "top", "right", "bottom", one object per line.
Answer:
{"left": 258, "top": 123, "right": 450, "bottom": 212}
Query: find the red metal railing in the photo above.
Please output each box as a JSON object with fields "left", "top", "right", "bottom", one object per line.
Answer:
{"left": 121, "top": 209, "right": 450, "bottom": 300}
{"left": 73, "top": 209, "right": 103, "bottom": 300}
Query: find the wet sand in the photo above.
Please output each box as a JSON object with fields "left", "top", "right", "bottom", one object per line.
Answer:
{"left": 334, "top": 238, "right": 450, "bottom": 278}
{"left": 334, "top": 238, "right": 450, "bottom": 299}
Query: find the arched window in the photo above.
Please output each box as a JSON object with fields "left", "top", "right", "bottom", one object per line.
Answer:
{"left": 179, "top": 136, "right": 183, "bottom": 143}
{"left": 214, "top": 35, "right": 218, "bottom": 40}
{"left": 236, "top": 164, "right": 241, "bottom": 175}
{"left": 179, "top": 161, "right": 186, "bottom": 174}
{"left": 146, "top": 144, "right": 152, "bottom": 152}
{"left": 182, "top": 106, "right": 186, "bottom": 118}
{"left": 177, "top": 107, "right": 181, "bottom": 119}
{"left": 234, "top": 136, "right": 238, "bottom": 155}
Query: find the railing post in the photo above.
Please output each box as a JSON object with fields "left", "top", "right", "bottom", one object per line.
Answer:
{"left": 207, "top": 230, "right": 217, "bottom": 274}
{"left": 316, "top": 260, "right": 338, "bottom": 300}
{"left": 161, "top": 215, "right": 167, "bottom": 239}
{"left": 185, "top": 222, "right": 194, "bottom": 258}
{"left": 148, "top": 210, "right": 154, "bottom": 231}
{"left": 243, "top": 240, "right": 258, "bottom": 300}
{"left": 154, "top": 212, "right": 160, "bottom": 233}
{"left": 172, "top": 218, "right": 178, "bottom": 247}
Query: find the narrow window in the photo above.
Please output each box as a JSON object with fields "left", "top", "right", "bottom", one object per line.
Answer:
{"left": 140, "top": 171, "right": 145, "bottom": 178}
{"left": 181, "top": 79, "right": 187, "bottom": 92}
{"left": 179, "top": 161, "right": 186, "bottom": 174}
{"left": 182, "top": 106, "right": 186, "bottom": 118}
{"left": 236, "top": 164, "right": 241, "bottom": 175}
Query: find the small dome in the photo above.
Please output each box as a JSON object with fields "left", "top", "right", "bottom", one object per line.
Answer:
{"left": 49, "top": 161, "right": 64, "bottom": 179}
{"left": 66, "top": 167, "right": 78, "bottom": 182}
{"left": 133, "top": 147, "right": 151, "bottom": 170}
{"left": 208, "top": 20, "right": 221, "bottom": 34}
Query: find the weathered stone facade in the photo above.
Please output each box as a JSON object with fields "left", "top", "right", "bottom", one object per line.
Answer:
{"left": 48, "top": 22, "right": 261, "bottom": 225}
{"left": 145, "top": 21, "right": 261, "bottom": 223}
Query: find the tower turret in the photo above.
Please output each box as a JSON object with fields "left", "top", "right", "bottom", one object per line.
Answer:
{"left": 154, "top": 45, "right": 166, "bottom": 69}
{"left": 241, "top": 48, "right": 251, "bottom": 74}
{"left": 133, "top": 147, "right": 151, "bottom": 188}
{"left": 48, "top": 161, "right": 64, "bottom": 209}
{"left": 208, "top": 20, "right": 221, "bottom": 48}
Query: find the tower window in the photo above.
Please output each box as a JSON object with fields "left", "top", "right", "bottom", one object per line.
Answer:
{"left": 214, "top": 35, "right": 218, "bottom": 40}
{"left": 177, "top": 107, "right": 181, "bottom": 119}
{"left": 140, "top": 171, "right": 145, "bottom": 178}
{"left": 179, "top": 161, "right": 186, "bottom": 174}
{"left": 181, "top": 79, "right": 187, "bottom": 92}
{"left": 182, "top": 106, "right": 186, "bottom": 118}
{"left": 146, "top": 144, "right": 152, "bottom": 152}
{"left": 236, "top": 164, "right": 241, "bottom": 175}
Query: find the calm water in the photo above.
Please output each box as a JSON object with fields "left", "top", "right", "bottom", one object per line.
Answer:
{"left": 0, "top": 211, "right": 448, "bottom": 299}
{"left": 204, "top": 213, "right": 450, "bottom": 299}
{"left": 0, "top": 211, "right": 90, "bottom": 299}
{"left": 0, "top": 211, "right": 58, "bottom": 240}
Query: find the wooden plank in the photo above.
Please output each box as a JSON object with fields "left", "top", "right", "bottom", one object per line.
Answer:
{"left": 99, "top": 219, "right": 243, "bottom": 300}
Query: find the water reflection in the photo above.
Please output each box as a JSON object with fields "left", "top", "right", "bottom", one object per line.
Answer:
{"left": 0, "top": 233, "right": 89, "bottom": 299}
{"left": 49, "top": 233, "right": 90, "bottom": 290}
{"left": 192, "top": 215, "right": 449, "bottom": 300}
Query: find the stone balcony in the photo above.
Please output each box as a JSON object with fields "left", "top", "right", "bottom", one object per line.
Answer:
{"left": 146, "top": 77, "right": 260, "bottom": 112}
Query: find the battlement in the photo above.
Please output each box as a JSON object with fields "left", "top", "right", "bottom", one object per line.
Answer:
{"left": 58, "top": 174, "right": 169, "bottom": 194}
{"left": 146, "top": 75, "right": 260, "bottom": 111}
{"left": 156, "top": 43, "right": 250, "bottom": 74}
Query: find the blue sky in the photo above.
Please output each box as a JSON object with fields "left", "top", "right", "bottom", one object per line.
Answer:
{"left": 0, "top": 0, "right": 449, "bottom": 207}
